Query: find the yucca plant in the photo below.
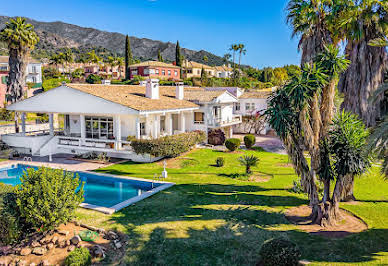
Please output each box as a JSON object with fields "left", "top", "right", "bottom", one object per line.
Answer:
{"left": 238, "top": 155, "right": 260, "bottom": 175}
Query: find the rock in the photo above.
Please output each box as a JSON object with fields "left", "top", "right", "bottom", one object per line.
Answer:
{"left": 17, "top": 260, "right": 27, "bottom": 266}
{"left": 20, "top": 248, "right": 32, "bottom": 256}
{"left": 57, "top": 230, "right": 69, "bottom": 236}
{"left": 92, "top": 245, "right": 105, "bottom": 258}
{"left": 39, "top": 260, "right": 50, "bottom": 266}
{"left": 8, "top": 262, "right": 16, "bottom": 266}
{"left": 298, "top": 260, "right": 311, "bottom": 265}
{"left": 66, "top": 240, "right": 71, "bottom": 247}
{"left": 47, "top": 243, "right": 54, "bottom": 250}
{"left": 114, "top": 241, "right": 122, "bottom": 249}
{"left": 32, "top": 247, "right": 47, "bottom": 256}
{"left": 31, "top": 241, "right": 40, "bottom": 248}
{"left": 67, "top": 245, "right": 75, "bottom": 252}
{"left": 0, "top": 246, "right": 12, "bottom": 256}
{"left": 97, "top": 228, "right": 105, "bottom": 234}
{"left": 51, "top": 236, "right": 58, "bottom": 244}
{"left": 76, "top": 242, "right": 82, "bottom": 248}
{"left": 70, "top": 235, "right": 81, "bottom": 245}
{"left": 74, "top": 221, "right": 80, "bottom": 226}
{"left": 107, "top": 231, "right": 118, "bottom": 240}
{"left": 58, "top": 240, "right": 66, "bottom": 248}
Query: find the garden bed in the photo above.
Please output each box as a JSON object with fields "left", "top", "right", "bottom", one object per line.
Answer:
{"left": 285, "top": 205, "right": 368, "bottom": 238}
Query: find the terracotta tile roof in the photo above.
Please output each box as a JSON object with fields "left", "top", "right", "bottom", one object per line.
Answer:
{"left": 66, "top": 84, "right": 198, "bottom": 112}
{"left": 213, "top": 65, "right": 233, "bottom": 71}
{"left": 183, "top": 60, "right": 213, "bottom": 70}
{"left": 239, "top": 91, "right": 271, "bottom": 99}
{"left": 159, "top": 86, "right": 225, "bottom": 102}
{"left": 0, "top": 56, "right": 40, "bottom": 64}
{"left": 129, "top": 61, "right": 181, "bottom": 69}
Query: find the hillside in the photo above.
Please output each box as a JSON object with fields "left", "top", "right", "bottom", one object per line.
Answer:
{"left": 0, "top": 15, "right": 228, "bottom": 66}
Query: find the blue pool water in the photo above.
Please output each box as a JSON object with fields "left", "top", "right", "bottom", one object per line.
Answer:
{"left": 0, "top": 164, "right": 161, "bottom": 208}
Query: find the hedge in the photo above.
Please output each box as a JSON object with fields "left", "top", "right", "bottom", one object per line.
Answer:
{"left": 65, "top": 247, "right": 92, "bottom": 266}
{"left": 131, "top": 131, "right": 206, "bottom": 158}
{"left": 225, "top": 138, "right": 241, "bottom": 151}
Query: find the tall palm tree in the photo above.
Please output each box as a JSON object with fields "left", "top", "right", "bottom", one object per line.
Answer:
{"left": 337, "top": 0, "right": 388, "bottom": 127}
{"left": 237, "top": 44, "right": 246, "bottom": 68}
{"left": 116, "top": 57, "right": 124, "bottom": 80}
{"left": 63, "top": 48, "right": 73, "bottom": 77}
{"left": 0, "top": 17, "right": 39, "bottom": 132}
{"left": 229, "top": 44, "right": 239, "bottom": 69}
{"left": 223, "top": 53, "right": 231, "bottom": 65}
{"left": 87, "top": 50, "right": 101, "bottom": 65}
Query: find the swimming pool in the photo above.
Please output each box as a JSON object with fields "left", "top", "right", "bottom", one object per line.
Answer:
{"left": 0, "top": 164, "right": 174, "bottom": 214}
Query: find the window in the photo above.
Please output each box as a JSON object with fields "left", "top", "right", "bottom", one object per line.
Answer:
{"left": 194, "top": 112, "right": 204, "bottom": 124}
{"left": 85, "top": 116, "right": 114, "bottom": 139}
{"left": 131, "top": 69, "right": 138, "bottom": 75}
{"left": 168, "top": 70, "right": 171, "bottom": 76}
{"left": 162, "top": 70, "right": 166, "bottom": 75}
{"left": 32, "top": 66, "right": 37, "bottom": 73}
{"left": 32, "top": 76, "right": 37, "bottom": 83}
{"left": 197, "top": 70, "right": 201, "bottom": 75}
{"left": 140, "top": 122, "right": 146, "bottom": 136}
{"left": 160, "top": 116, "right": 166, "bottom": 132}
{"left": 245, "top": 103, "right": 255, "bottom": 112}
{"left": 149, "top": 69, "right": 155, "bottom": 74}
{"left": 234, "top": 103, "right": 240, "bottom": 111}
{"left": 174, "top": 70, "right": 178, "bottom": 76}
{"left": 156, "top": 69, "right": 160, "bottom": 75}
{"left": 213, "top": 106, "right": 221, "bottom": 120}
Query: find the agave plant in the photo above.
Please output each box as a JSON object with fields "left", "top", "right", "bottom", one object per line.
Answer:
{"left": 238, "top": 155, "right": 260, "bottom": 175}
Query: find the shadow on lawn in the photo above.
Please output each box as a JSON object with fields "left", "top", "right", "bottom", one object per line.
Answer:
{"left": 107, "top": 182, "right": 388, "bottom": 265}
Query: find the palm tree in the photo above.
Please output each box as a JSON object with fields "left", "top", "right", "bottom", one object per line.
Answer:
{"left": 49, "top": 54, "right": 63, "bottom": 72}
{"left": 87, "top": 50, "right": 101, "bottom": 65}
{"left": 0, "top": 17, "right": 39, "bottom": 132}
{"left": 63, "top": 48, "right": 73, "bottom": 77}
{"left": 116, "top": 57, "right": 124, "bottom": 80}
{"left": 337, "top": 0, "right": 388, "bottom": 127}
{"left": 238, "top": 155, "right": 260, "bottom": 175}
{"left": 229, "top": 44, "right": 239, "bottom": 69}
{"left": 223, "top": 53, "right": 231, "bottom": 65}
{"left": 106, "top": 56, "right": 116, "bottom": 75}
{"left": 237, "top": 44, "right": 246, "bottom": 68}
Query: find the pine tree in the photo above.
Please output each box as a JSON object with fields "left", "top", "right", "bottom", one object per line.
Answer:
{"left": 125, "top": 35, "right": 133, "bottom": 80}
{"left": 176, "top": 41, "right": 182, "bottom": 67}
{"left": 158, "top": 49, "right": 163, "bottom": 62}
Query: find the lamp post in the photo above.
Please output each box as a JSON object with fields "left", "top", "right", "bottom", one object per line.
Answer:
{"left": 162, "top": 159, "right": 168, "bottom": 178}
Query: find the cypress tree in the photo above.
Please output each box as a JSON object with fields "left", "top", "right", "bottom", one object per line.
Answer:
{"left": 125, "top": 35, "right": 133, "bottom": 80}
{"left": 175, "top": 41, "right": 182, "bottom": 67}
{"left": 158, "top": 50, "right": 163, "bottom": 62}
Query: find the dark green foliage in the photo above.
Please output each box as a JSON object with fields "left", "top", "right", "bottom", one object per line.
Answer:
{"left": 125, "top": 35, "right": 133, "bottom": 80}
{"left": 71, "top": 68, "right": 85, "bottom": 79}
{"left": 175, "top": 41, "right": 182, "bottom": 67}
{"left": 158, "top": 49, "right": 163, "bottom": 62}
{"left": 0, "top": 108, "right": 13, "bottom": 121}
{"left": 43, "top": 67, "right": 62, "bottom": 80}
{"left": 259, "top": 237, "right": 301, "bottom": 266}
{"left": 64, "top": 247, "right": 92, "bottom": 266}
{"left": 86, "top": 74, "right": 102, "bottom": 84}
{"left": 16, "top": 167, "right": 84, "bottom": 231}
{"left": 225, "top": 138, "right": 241, "bottom": 151}
{"left": 216, "top": 157, "right": 225, "bottom": 167}
{"left": 238, "top": 155, "right": 260, "bottom": 175}
{"left": 131, "top": 131, "right": 206, "bottom": 158}
{"left": 208, "top": 129, "right": 226, "bottom": 145}
{"left": 244, "top": 134, "right": 256, "bottom": 149}
{"left": 329, "top": 111, "right": 371, "bottom": 178}
{"left": 42, "top": 77, "right": 70, "bottom": 91}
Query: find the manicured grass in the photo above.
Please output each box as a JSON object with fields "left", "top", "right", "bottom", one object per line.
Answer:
{"left": 74, "top": 148, "right": 388, "bottom": 265}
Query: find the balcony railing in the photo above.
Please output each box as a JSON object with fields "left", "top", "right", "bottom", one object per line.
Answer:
{"left": 57, "top": 136, "right": 133, "bottom": 152}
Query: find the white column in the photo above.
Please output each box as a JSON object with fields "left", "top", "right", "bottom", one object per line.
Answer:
{"left": 80, "top": 115, "right": 85, "bottom": 146}
{"left": 135, "top": 117, "right": 141, "bottom": 139}
{"left": 21, "top": 112, "right": 26, "bottom": 136}
{"left": 153, "top": 115, "right": 159, "bottom": 139}
{"left": 180, "top": 112, "right": 186, "bottom": 133}
{"left": 229, "top": 126, "right": 233, "bottom": 138}
{"left": 166, "top": 113, "right": 173, "bottom": 136}
{"left": 49, "top": 113, "right": 54, "bottom": 136}
{"left": 115, "top": 115, "right": 122, "bottom": 150}
{"left": 144, "top": 115, "right": 148, "bottom": 138}
{"left": 204, "top": 105, "right": 209, "bottom": 143}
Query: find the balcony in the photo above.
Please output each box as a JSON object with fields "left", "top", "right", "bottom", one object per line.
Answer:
{"left": 207, "top": 115, "right": 242, "bottom": 127}
{"left": 57, "top": 136, "right": 133, "bottom": 153}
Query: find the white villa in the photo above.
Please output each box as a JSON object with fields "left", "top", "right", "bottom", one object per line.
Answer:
{"left": 2, "top": 80, "right": 241, "bottom": 162}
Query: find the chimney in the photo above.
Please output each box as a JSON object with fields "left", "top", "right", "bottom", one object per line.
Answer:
{"left": 146, "top": 79, "right": 160, "bottom": 99}
{"left": 175, "top": 82, "right": 184, "bottom": 100}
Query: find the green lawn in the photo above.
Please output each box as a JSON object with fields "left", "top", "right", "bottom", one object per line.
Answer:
{"left": 74, "top": 148, "right": 388, "bottom": 265}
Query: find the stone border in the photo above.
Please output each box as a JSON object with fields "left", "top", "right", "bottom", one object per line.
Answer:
{"left": 0, "top": 162, "right": 175, "bottom": 215}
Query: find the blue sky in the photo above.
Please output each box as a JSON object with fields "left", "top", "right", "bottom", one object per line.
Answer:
{"left": 1, "top": 0, "right": 300, "bottom": 68}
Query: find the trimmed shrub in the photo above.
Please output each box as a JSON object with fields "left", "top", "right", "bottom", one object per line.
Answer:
{"left": 259, "top": 237, "right": 301, "bottom": 266}
{"left": 216, "top": 157, "right": 225, "bottom": 167}
{"left": 225, "top": 138, "right": 241, "bottom": 151}
{"left": 86, "top": 74, "right": 102, "bottom": 84}
{"left": 208, "top": 129, "right": 226, "bottom": 145}
{"left": 16, "top": 167, "right": 84, "bottom": 231}
{"left": 65, "top": 247, "right": 92, "bottom": 266}
{"left": 244, "top": 134, "right": 256, "bottom": 149}
{"left": 131, "top": 131, "right": 206, "bottom": 158}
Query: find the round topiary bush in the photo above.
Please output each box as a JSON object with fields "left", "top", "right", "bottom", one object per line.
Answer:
{"left": 259, "top": 237, "right": 301, "bottom": 266}
{"left": 208, "top": 129, "right": 226, "bottom": 145}
{"left": 225, "top": 138, "right": 241, "bottom": 151}
{"left": 216, "top": 157, "right": 225, "bottom": 167}
{"left": 65, "top": 247, "right": 92, "bottom": 266}
{"left": 244, "top": 134, "right": 256, "bottom": 149}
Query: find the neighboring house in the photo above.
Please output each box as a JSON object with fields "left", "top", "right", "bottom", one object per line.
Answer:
{"left": 3, "top": 80, "right": 241, "bottom": 161}
{"left": 204, "top": 87, "right": 243, "bottom": 98}
{"left": 213, "top": 65, "right": 233, "bottom": 78}
{"left": 0, "top": 56, "right": 42, "bottom": 107}
{"left": 182, "top": 60, "right": 215, "bottom": 79}
{"left": 129, "top": 61, "right": 181, "bottom": 80}
{"left": 233, "top": 91, "right": 271, "bottom": 135}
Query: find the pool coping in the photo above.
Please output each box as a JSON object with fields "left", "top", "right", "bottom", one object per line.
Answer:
{"left": 0, "top": 162, "right": 175, "bottom": 215}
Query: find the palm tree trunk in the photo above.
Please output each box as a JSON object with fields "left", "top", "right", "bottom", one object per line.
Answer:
{"left": 338, "top": 38, "right": 387, "bottom": 127}
{"left": 341, "top": 174, "right": 356, "bottom": 202}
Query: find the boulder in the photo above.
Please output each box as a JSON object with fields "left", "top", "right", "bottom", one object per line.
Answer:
{"left": 47, "top": 243, "right": 54, "bottom": 250}
{"left": 20, "top": 248, "right": 32, "bottom": 256}
{"left": 114, "top": 241, "right": 122, "bottom": 249}
{"left": 92, "top": 245, "right": 105, "bottom": 258}
{"left": 57, "top": 230, "right": 69, "bottom": 237}
{"left": 51, "top": 236, "right": 58, "bottom": 244}
{"left": 32, "top": 247, "right": 47, "bottom": 256}
{"left": 107, "top": 231, "right": 118, "bottom": 240}
{"left": 58, "top": 241, "right": 66, "bottom": 248}
{"left": 31, "top": 241, "right": 40, "bottom": 248}
{"left": 70, "top": 235, "right": 81, "bottom": 245}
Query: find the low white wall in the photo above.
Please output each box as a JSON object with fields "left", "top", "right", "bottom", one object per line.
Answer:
{"left": 0, "top": 123, "right": 49, "bottom": 135}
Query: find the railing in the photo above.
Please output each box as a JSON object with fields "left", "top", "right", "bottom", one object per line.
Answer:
{"left": 207, "top": 115, "right": 242, "bottom": 127}
{"left": 3, "top": 128, "right": 64, "bottom": 137}
{"left": 57, "top": 136, "right": 133, "bottom": 152}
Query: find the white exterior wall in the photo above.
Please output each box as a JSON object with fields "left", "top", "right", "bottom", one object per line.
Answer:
{"left": 26, "top": 63, "right": 42, "bottom": 84}
{"left": 69, "top": 115, "right": 81, "bottom": 135}
{"left": 235, "top": 98, "right": 268, "bottom": 116}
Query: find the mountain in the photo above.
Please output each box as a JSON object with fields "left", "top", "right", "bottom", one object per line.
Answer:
{"left": 0, "top": 15, "right": 229, "bottom": 66}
